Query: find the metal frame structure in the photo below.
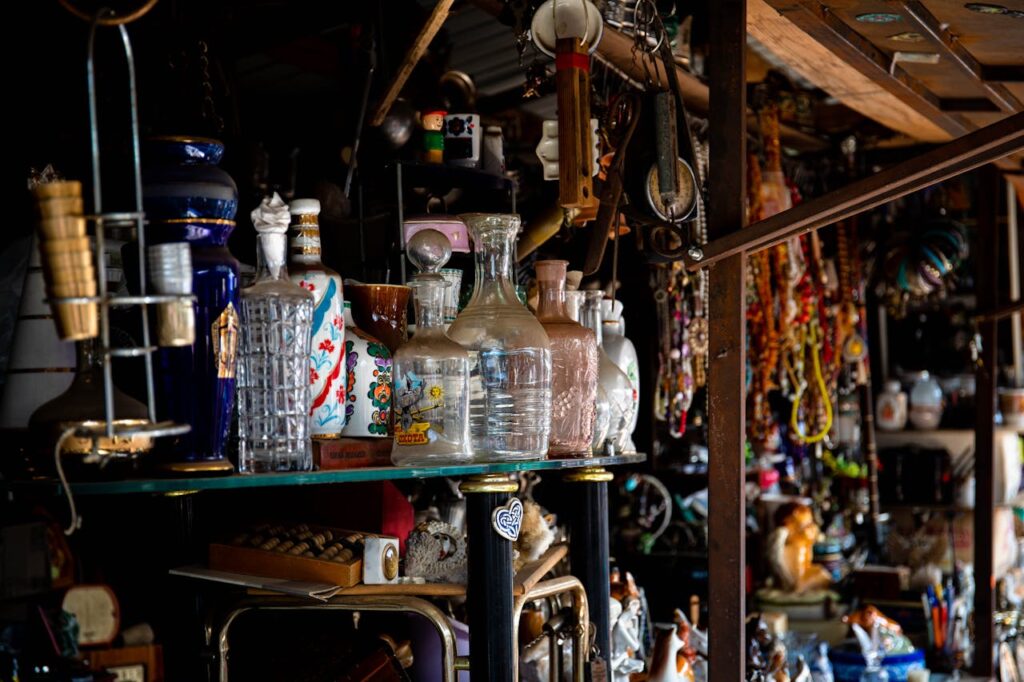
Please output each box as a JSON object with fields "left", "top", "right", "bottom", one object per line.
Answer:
{"left": 701, "top": 4, "right": 1024, "bottom": 678}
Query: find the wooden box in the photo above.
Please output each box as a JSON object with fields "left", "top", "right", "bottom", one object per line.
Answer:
{"left": 210, "top": 543, "right": 362, "bottom": 586}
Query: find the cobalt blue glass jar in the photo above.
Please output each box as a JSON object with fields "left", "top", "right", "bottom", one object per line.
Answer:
{"left": 142, "top": 136, "right": 238, "bottom": 220}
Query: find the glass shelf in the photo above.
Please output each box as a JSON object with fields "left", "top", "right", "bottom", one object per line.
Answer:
{"left": 5, "top": 453, "right": 646, "bottom": 497}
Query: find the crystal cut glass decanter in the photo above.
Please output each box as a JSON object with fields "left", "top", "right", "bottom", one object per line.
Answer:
{"left": 238, "top": 195, "right": 314, "bottom": 472}
{"left": 581, "top": 291, "right": 634, "bottom": 454}
{"left": 391, "top": 229, "right": 472, "bottom": 465}
{"left": 534, "top": 260, "right": 598, "bottom": 457}
{"left": 447, "top": 214, "right": 552, "bottom": 461}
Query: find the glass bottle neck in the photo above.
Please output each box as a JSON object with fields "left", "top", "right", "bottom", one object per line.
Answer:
{"left": 289, "top": 214, "right": 322, "bottom": 265}
{"left": 257, "top": 233, "right": 290, "bottom": 281}
{"left": 410, "top": 278, "right": 447, "bottom": 332}
{"left": 536, "top": 280, "right": 568, "bottom": 320}
{"left": 581, "top": 298, "right": 603, "bottom": 345}
{"left": 470, "top": 225, "right": 519, "bottom": 304}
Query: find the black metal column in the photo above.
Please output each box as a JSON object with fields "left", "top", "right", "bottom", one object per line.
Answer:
{"left": 707, "top": 0, "right": 748, "bottom": 680}
{"left": 972, "top": 164, "right": 999, "bottom": 678}
{"left": 565, "top": 466, "right": 615, "bottom": 681}
{"left": 461, "top": 474, "right": 517, "bottom": 682}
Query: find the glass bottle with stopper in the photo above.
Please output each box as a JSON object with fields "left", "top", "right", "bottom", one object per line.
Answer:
{"left": 237, "top": 193, "right": 314, "bottom": 472}
{"left": 391, "top": 229, "right": 472, "bottom": 465}
{"left": 581, "top": 290, "right": 635, "bottom": 454}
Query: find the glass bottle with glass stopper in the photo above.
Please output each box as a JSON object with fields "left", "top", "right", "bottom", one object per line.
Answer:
{"left": 447, "top": 214, "right": 552, "bottom": 461}
{"left": 391, "top": 229, "right": 472, "bottom": 465}
{"left": 237, "top": 194, "right": 315, "bottom": 472}
{"left": 534, "top": 260, "right": 598, "bottom": 457}
{"left": 581, "top": 290, "right": 635, "bottom": 454}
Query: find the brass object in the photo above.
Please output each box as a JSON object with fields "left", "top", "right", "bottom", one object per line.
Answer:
{"left": 563, "top": 466, "right": 614, "bottom": 483}
{"left": 157, "top": 459, "right": 235, "bottom": 474}
{"left": 216, "top": 595, "right": 458, "bottom": 682}
{"left": 59, "top": 419, "right": 154, "bottom": 459}
{"left": 58, "top": 0, "right": 159, "bottom": 26}
{"left": 211, "top": 303, "right": 239, "bottom": 379}
{"left": 453, "top": 656, "right": 471, "bottom": 671}
{"left": 458, "top": 473, "right": 519, "bottom": 494}
{"left": 513, "top": 576, "right": 591, "bottom": 682}
{"left": 382, "top": 543, "right": 399, "bottom": 580}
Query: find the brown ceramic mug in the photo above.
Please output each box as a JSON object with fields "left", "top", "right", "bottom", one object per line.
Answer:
{"left": 346, "top": 283, "right": 411, "bottom": 353}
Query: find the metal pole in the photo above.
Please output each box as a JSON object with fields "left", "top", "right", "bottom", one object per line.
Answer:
{"left": 707, "top": 0, "right": 747, "bottom": 679}
{"left": 565, "top": 466, "right": 615, "bottom": 680}
{"left": 460, "top": 474, "right": 517, "bottom": 682}
{"left": 972, "top": 164, "right": 999, "bottom": 678}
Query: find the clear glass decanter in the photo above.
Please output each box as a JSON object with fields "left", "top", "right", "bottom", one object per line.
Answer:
{"left": 447, "top": 214, "right": 552, "bottom": 461}
{"left": 581, "top": 291, "right": 634, "bottom": 454}
{"left": 237, "top": 225, "right": 315, "bottom": 472}
{"left": 391, "top": 230, "right": 472, "bottom": 465}
{"left": 534, "top": 260, "right": 598, "bottom": 457}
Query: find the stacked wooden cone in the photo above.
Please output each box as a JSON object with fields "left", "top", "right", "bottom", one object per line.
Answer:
{"left": 32, "top": 181, "right": 98, "bottom": 341}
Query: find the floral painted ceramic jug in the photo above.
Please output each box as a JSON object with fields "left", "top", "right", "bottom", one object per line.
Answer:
{"left": 341, "top": 301, "right": 393, "bottom": 438}
{"left": 287, "top": 199, "right": 345, "bottom": 439}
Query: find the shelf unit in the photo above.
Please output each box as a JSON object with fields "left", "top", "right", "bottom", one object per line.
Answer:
{"left": 3, "top": 453, "right": 645, "bottom": 496}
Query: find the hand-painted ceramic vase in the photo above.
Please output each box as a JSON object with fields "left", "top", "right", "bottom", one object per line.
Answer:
{"left": 288, "top": 199, "right": 345, "bottom": 439}
{"left": 146, "top": 219, "right": 240, "bottom": 471}
{"left": 341, "top": 302, "right": 393, "bottom": 438}
{"left": 142, "top": 136, "right": 238, "bottom": 220}
{"left": 601, "top": 298, "right": 639, "bottom": 452}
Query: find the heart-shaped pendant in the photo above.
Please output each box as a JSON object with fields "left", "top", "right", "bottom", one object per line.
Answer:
{"left": 491, "top": 497, "right": 524, "bottom": 542}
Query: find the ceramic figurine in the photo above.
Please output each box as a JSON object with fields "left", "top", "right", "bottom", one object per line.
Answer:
{"left": 611, "top": 596, "right": 645, "bottom": 682}
{"left": 766, "top": 502, "right": 833, "bottom": 595}
{"left": 404, "top": 519, "right": 467, "bottom": 583}
{"left": 287, "top": 199, "right": 346, "bottom": 440}
{"left": 340, "top": 302, "right": 393, "bottom": 438}
{"left": 648, "top": 625, "right": 695, "bottom": 682}
{"left": 422, "top": 109, "right": 447, "bottom": 164}
{"left": 843, "top": 606, "right": 914, "bottom": 655}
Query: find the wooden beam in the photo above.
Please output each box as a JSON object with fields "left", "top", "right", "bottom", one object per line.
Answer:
{"left": 707, "top": 0, "right": 747, "bottom": 680}
{"left": 749, "top": 0, "right": 955, "bottom": 141}
{"left": 981, "top": 65, "right": 1024, "bottom": 83}
{"left": 939, "top": 97, "right": 1000, "bottom": 113}
{"left": 370, "top": 0, "right": 455, "bottom": 127}
{"left": 972, "top": 164, "right": 999, "bottom": 678}
{"left": 901, "top": 0, "right": 1024, "bottom": 114}
{"left": 594, "top": 25, "right": 828, "bottom": 151}
{"left": 686, "top": 111, "right": 1024, "bottom": 270}
{"left": 772, "top": 0, "right": 963, "bottom": 130}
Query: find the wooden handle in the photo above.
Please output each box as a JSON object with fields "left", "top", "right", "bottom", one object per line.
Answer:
{"left": 556, "top": 38, "right": 594, "bottom": 210}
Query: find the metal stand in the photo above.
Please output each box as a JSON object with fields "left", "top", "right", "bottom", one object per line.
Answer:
{"left": 51, "top": 8, "right": 194, "bottom": 532}
{"left": 564, "top": 466, "right": 614, "bottom": 682}
{"left": 460, "top": 473, "right": 518, "bottom": 682}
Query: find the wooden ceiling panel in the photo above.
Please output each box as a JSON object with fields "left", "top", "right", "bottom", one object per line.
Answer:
{"left": 920, "top": 0, "right": 1024, "bottom": 65}
{"left": 751, "top": 0, "right": 956, "bottom": 139}
{"left": 900, "top": 61, "right": 990, "bottom": 98}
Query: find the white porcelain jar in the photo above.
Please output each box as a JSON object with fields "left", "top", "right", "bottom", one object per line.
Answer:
{"left": 909, "top": 371, "right": 943, "bottom": 430}
{"left": 875, "top": 379, "right": 908, "bottom": 432}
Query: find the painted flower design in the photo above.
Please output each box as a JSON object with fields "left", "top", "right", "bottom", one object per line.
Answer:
{"left": 299, "top": 280, "right": 316, "bottom": 292}
{"left": 309, "top": 367, "right": 319, "bottom": 384}
{"left": 319, "top": 339, "right": 335, "bottom": 353}
{"left": 332, "top": 316, "right": 343, "bottom": 330}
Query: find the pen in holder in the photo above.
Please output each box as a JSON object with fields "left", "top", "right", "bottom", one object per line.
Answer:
{"left": 147, "top": 243, "right": 195, "bottom": 346}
